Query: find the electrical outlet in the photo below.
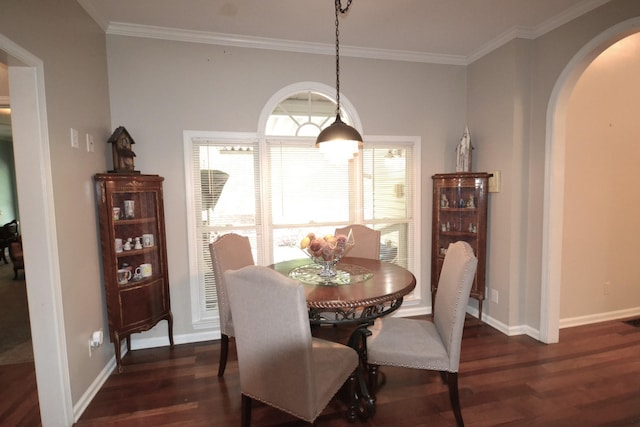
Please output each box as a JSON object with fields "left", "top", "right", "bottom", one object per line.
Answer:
{"left": 604, "top": 281, "right": 611, "bottom": 295}
{"left": 491, "top": 289, "right": 499, "bottom": 304}
{"left": 88, "top": 330, "right": 103, "bottom": 357}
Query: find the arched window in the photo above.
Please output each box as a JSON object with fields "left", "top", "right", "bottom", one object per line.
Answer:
{"left": 264, "top": 89, "right": 357, "bottom": 137}
{"left": 185, "top": 83, "right": 420, "bottom": 327}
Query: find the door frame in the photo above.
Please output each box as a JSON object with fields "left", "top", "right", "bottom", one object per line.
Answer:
{"left": 1, "top": 34, "right": 73, "bottom": 426}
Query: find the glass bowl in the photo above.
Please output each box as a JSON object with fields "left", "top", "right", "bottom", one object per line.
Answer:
{"left": 300, "top": 231, "right": 355, "bottom": 278}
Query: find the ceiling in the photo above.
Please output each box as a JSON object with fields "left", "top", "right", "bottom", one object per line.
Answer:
{"left": 0, "top": 0, "right": 613, "bottom": 141}
{"left": 78, "top": 0, "right": 610, "bottom": 61}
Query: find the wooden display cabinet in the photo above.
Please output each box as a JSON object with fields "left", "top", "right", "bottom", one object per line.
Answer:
{"left": 94, "top": 173, "right": 174, "bottom": 373}
{"left": 431, "top": 172, "right": 491, "bottom": 320}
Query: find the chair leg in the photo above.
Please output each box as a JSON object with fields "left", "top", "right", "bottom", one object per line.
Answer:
{"left": 218, "top": 334, "right": 229, "bottom": 377}
{"left": 241, "top": 394, "right": 252, "bottom": 427}
{"left": 446, "top": 372, "right": 464, "bottom": 427}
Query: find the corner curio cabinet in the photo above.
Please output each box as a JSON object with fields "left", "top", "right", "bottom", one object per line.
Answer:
{"left": 94, "top": 173, "right": 174, "bottom": 373}
{"left": 431, "top": 172, "right": 491, "bottom": 320}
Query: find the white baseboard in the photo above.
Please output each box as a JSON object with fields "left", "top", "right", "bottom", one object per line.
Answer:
{"left": 72, "top": 348, "right": 121, "bottom": 422}
{"left": 559, "top": 306, "right": 640, "bottom": 329}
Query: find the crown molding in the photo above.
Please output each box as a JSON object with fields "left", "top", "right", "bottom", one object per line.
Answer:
{"left": 107, "top": 22, "right": 467, "bottom": 65}
{"left": 104, "top": 0, "right": 611, "bottom": 67}
{"left": 466, "top": 0, "right": 611, "bottom": 64}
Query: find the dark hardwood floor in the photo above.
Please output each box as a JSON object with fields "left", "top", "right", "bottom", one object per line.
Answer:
{"left": 3, "top": 316, "right": 640, "bottom": 426}
{"left": 0, "top": 360, "right": 40, "bottom": 425}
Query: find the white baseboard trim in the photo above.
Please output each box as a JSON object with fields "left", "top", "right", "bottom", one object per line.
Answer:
{"left": 130, "top": 329, "right": 220, "bottom": 351}
{"left": 559, "top": 306, "right": 640, "bottom": 329}
{"left": 72, "top": 350, "right": 120, "bottom": 422}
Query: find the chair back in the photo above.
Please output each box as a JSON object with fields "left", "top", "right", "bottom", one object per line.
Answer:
{"left": 224, "top": 265, "right": 318, "bottom": 420}
{"left": 433, "top": 241, "right": 478, "bottom": 371}
{"left": 335, "top": 224, "right": 380, "bottom": 260}
{"left": 0, "top": 219, "right": 19, "bottom": 241}
{"left": 208, "top": 233, "right": 255, "bottom": 337}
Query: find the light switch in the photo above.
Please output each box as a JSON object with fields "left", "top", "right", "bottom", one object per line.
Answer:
{"left": 70, "top": 128, "right": 79, "bottom": 148}
{"left": 488, "top": 171, "right": 501, "bottom": 193}
{"left": 86, "top": 133, "right": 95, "bottom": 152}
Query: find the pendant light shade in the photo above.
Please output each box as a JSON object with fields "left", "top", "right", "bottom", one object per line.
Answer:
{"left": 315, "top": 114, "right": 363, "bottom": 148}
{"left": 316, "top": 0, "right": 363, "bottom": 162}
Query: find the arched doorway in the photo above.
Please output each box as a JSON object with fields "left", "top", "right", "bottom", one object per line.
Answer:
{"left": 541, "top": 18, "right": 640, "bottom": 343}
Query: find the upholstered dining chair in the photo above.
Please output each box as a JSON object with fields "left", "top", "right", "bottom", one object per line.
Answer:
{"left": 365, "top": 241, "right": 477, "bottom": 427}
{"left": 335, "top": 224, "right": 380, "bottom": 260}
{"left": 208, "top": 233, "right": 255, "bottom": 377}
{"left": 224, "top": 265, "right": 360, "bottom": 426}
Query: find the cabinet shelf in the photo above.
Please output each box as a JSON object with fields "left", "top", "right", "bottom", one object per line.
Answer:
{"left": 118, "top": 275, "right": 160, "bottom": 288}
{"left": 438, "top": 231, "right": 478, "bottom": 237}
{"left": 439, "top": 207, "right": 478, "bottom": 213}
{"left": 114, "top": 217, "right": 156, "bottom": 226}
{"left": 116, "top": 246, "right": 157, "bottom": 258}
{"left": 431, "top": 172, "right": 491, "bottom": 321}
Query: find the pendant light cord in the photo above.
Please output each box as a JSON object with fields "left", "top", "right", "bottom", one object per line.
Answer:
{"left": 334, "top": 0, "right": 353, "bottom": 117}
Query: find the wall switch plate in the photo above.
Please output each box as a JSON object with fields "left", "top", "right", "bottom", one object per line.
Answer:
{"left": 86, "top": 133, "right": 95, "bottom": 152}
{"left": 70, "top": 128, "right": 79, "bottom": 148}
{"left": 488, "top": 171, "right": 501, "bottom": 193}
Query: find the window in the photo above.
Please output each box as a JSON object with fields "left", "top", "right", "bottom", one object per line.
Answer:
{"left": 184, "top": 85, "right": 421, "bottom": 329}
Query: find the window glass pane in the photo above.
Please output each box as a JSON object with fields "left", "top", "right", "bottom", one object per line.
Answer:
{"left": 192, "top": 140, "right": 260, "bottom": 313}
{"left": 363, "top": 148, "right": 411, "bottom": 221}
{"left": 268, "top": 141, "right": 351, "bottom": 224}
{"left": 199, "top": 145, "right": 257, "bottom": 227}
{"left": 265, "top": 91, "right": 354, "bottom": 136}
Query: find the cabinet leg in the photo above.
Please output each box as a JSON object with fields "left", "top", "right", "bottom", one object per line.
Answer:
{"left": 167, "top": 312, "right": 175, "bottom": 348}
{"left": 114, "top": 333, "right": 123, "bottom": 374}
{"left": 478, "top": 300, "right": 483, "bottom": 322}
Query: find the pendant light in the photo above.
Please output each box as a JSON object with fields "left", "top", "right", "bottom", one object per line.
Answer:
{"left": 315, "top": 0, "right": 363, "bottom": 161}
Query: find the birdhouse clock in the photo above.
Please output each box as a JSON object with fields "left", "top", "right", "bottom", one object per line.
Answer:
{"left": 108, "top": 126, "right": 139, "bottom": 174}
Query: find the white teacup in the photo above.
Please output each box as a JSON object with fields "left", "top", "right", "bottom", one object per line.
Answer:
{"left": 117, "top": 268, "right": 132, "bottom": 285}
{"left": 136, "top": 263, "right": 152, "bottom": 278}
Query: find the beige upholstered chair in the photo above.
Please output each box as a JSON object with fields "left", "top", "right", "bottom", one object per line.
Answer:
{"left": 224, "top": 265, "right": 359, "bottom": 425}
{"left": 208, "top": 233, "right": 255, "bottom": 377}
{"left": 365, "top": 241, "right": 478, "bottom": 427}
{"left": 335, "top": 224, "right": 380, "bottom": 260}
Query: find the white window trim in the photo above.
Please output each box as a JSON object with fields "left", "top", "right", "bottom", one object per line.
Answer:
{"left": 183, "top": 130, "right": 257, "bottom": 330}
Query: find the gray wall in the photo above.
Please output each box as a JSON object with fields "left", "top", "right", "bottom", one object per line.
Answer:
{"left": 467, "top": 0, "right": 640, "bottom": 333}
{"left": 0, "top": 0, "right": 112, "bottom": 413}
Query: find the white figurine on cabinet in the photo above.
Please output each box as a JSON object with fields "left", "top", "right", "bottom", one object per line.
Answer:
{"left": 456, "top": 125, "right": 473, "bottom": 172}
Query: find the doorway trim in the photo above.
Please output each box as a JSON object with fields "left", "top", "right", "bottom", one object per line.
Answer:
{"left": 1, "top": 34, "right": 73, "bottom": 425}
{"left": 541, "top": 18, "right": 640, "bottom": 343}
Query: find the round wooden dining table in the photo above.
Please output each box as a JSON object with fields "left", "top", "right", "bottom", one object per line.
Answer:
{"left": 271, "top": 256, "right": 417, "bottom": 326}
